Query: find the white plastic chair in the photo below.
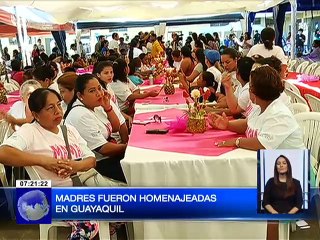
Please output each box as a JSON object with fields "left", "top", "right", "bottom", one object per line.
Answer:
{"left": 314, "top": 66, "right": 320, "bottom": 77}
{"left": 295, "top": 112, "right": 320, "bottom": 186}
{"left": 287, "top": 59, "right": 298, "bottom": 72}
{"left": 284, "top": 81, "right": 301, "bottom": 95}
{"left": 296, "top": 61, "right": 310, "bottom": 73}
{"left": 305, "top": 94, "right": 320, "bottom": 112}
{"left": 3, "top": 79, "right": 20, "bottom": 93}
{"left": 304, "top": 62, "right": 319, "bottom": 75}
{"left": 291, "top": 103, "right": 310, "bottom": 115}
{"left": 24, "top": 166, "right": 110, "bottom": 240}
{"left": 284, "top": 88, "right": 308, "bottom": 105}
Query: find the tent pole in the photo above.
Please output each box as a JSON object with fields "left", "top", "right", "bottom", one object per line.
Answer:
{"left": 14, "top": 7, "right": 26, "bottom": 67}
{"left": 21, "top": 16, "right": 30, "bottom": 66}
{"left": 289, "top": 0, "right": 297, "bottom": 60}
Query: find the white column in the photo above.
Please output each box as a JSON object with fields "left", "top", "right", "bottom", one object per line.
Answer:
{"left": 290, "top": 0, "right": 297, "bottom": 60}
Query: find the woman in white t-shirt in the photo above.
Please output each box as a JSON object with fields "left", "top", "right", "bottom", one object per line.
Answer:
{"left": 221, "top": 57, "right": 254, "bottom": 116}
{"left": 64, "top": 74, "right": 127, "bottom": 182}
{"left": 93, "top": 61, "right": 130, "bottom": 143}
{"left": 110, "top": 58, "right": 159, "bottom": 116}
{"left": 1, "top": 80, "right": 42, "bottom": 129}
{"left": 208, "top": 65, "right": 304, "bottom": 150}
{"left": 247, "top": 27, "right": 287, "bottom": 72}
{"left": 1, "top": 88, "right": 95, "bottom": 186}
{"left": 128, "top": 38, "right": 143, "bottom": 61}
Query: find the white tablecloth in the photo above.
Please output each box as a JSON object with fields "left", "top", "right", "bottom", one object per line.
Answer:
{"left": 121, "top": 106, "right": 289, "bottom": 239}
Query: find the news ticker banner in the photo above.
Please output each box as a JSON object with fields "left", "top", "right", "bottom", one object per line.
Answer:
{"left": 1, "top": 180, "right": 317, "bottom": 224}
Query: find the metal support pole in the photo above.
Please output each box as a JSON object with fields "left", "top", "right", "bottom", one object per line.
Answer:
{"left": 290, "top": 0, "right": 297, "bottom": 60}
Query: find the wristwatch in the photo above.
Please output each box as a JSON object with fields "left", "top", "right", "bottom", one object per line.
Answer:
{"left": 235, "top": 137, "right": 242, "bottom": 148}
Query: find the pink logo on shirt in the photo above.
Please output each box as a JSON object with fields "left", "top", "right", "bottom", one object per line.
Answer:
{"left": 50, "top": 144, "right": 82, "bottom": 159}
{"left": 245, "top": 127, "right": 258, "bottom": 138}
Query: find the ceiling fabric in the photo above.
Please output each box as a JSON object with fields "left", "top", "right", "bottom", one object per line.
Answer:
{"left": 0, "top": 0, "right": 285, "bottom": 24}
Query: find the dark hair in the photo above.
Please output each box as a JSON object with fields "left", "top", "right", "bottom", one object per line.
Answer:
{"left": 199, "top": 35, "right": 208, "bottom": 45}
{"left": 93, "top": 61, "right": 113, "bottom": 75}
{"left": 195, "top": 39, "right": 204, "bottom": 49}
{"left": 261, "top": 27, "right": 275, "bottom": 50}
{"left": 244, "top": 32, "right": 251, "bottom": 40}
{"left": 112, "top": 33, "right": 118, "bottom": 39}
{"left": 11, "top": 59, "right": 21, "bottom": 71}
{"left": 138, "top": 53, "right": 147, "bottom": 60}
{"left": 194, "top": 48, "right": 207, "bottom": 71}
{"left": 113, "top": 58, "right": 128, "bottom": 83}
{"left": 201, "top": 71, "right": 225, "bottom": 97}
{"left": 237, "top": 57, "right": 254, "bottom": 83}
{"left": 256, "top": 56, "right": 282, "bottom": 75}
{"left": 191, "top": 32, "right": 198, "bottom": 41}
{"left": 274, "top": 155, "right": 295, "bottom": 197}
{"left": 92, "top": 61, "right": 114, "bottom": 89}
{"left": 181, "top": 46, "right": 193, "bottom": 59}
{"left": 251, "top": 54, "right": 264, "bottom": 62}
{"left": 128, "top": 58, "right": 141, "bottom": 75}
{"left": 98, "top": 35, "right": 105, "bottom": 41}
{"left": 313, "top": 40, "right": 320, "bottom": 48}
{"left": 28, "top": 88, "right": 62, "bottom": 113}
{"left": 71, "top": 54, "right": 80, "bottom": 62}
{"left": 32, "top": 65, "right": 55, "bottom": 81}
{"left": 172, "top": 50, "right": 181, "bottom": 58}
{"left": 40, "top": 52, "right": 49, "bottom": 64}
{"left": 129, "top": 38, "right": 139, "bottom": 61}
{"left": 221, "top": 48, "right": 239, "bottom": 59}
{"left": 64, "top": 74, "right": 98, "bottom": 118}
{"left": 48, "top": 53, "right": 57, "bottom": 61}
{"left": 250, "top": 65, "right": 284, "bottom": 101}
{"left": 205, "top": 33, "right": 214, "bottom": 42}
{"left": 107, "top": 55, "right": 119, "bottom": 62}
{"left": 64, "top": 67, "right": 76, "bottom": 73}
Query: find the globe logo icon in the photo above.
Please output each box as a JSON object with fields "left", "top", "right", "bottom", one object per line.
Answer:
{"left": 17, "top": 190, "right": 50, "bottom": 221}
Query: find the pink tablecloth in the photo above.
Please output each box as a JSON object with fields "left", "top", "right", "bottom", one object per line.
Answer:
{"left": 286, "top": 72, "right": 320, "bottom": 98}
{"left": 129, "top": 108, "right": 242, "bottom": 156}
{"left": 136, "top": 86, "right": 187, "bottom": 105}
{"left": 0, "top": 97, "right": 20, "bottom": 113}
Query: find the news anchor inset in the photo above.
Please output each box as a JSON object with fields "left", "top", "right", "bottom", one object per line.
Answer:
{"left": 262, "top": 155, "right": 303, "bottom": 214}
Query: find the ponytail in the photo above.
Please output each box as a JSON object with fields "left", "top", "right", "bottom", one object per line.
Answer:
{"left": 261, "top": 27, "right": 275, "bottom": 50}
{"left": 263, "top": 40, "right": 273, "bottom": 50}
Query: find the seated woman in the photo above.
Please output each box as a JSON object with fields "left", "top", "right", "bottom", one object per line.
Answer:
{"left": 1, "top": 80, "right": 42, "bottom": 129}
{"left": 208, "top": 65, "right": 304, "bottom": 150}
{"left": 92, "top": 61, "right": 129, "bottom": 143}
{"left": 263, "top": 155, "right": 303, "bottom": 214}
{"left": 196, "top": 71, "right": 227, "bottom": 108}
{"left": 110, "top": 58, "right": 159, "bottom": 116}
{"left": 180, "top": 48, "right": 207, "bottom": 91}
{"left": 128, "top": 58, "right": 144, "bottom": 86}
{"left": 71, "top": 54, "right": 86, "bottom": 69}
{"left": 64, "top": 74, "right": 127, "bottom": 182}
{"left": 57, "top": 72, "right": 78, "bottom": 112}
{"left": 217, "top": 57, "right": 254, "bottom": 116}
{"left": 180, "top": 46, "right": 195, "bottom": 77}
{"left": 0, "top": 88, "right": 95, "bottom": 186}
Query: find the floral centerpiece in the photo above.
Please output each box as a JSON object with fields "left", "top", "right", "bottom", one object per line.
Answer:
{"left": 183, "top": 88, "right": 211, "bottom": 133}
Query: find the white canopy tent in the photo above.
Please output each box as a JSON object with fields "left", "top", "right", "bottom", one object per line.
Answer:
{"left": 1, "top": 0, "right": 285, "bottom": 24}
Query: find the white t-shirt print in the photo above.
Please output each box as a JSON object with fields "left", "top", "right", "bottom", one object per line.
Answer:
{"left": 2, "top": 122, "right": 94, "bottom": 186}
{"left": 246, "top": 98, "right": 304, "bottom": 149}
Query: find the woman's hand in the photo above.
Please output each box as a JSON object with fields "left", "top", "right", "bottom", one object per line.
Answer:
{"left": 148, "top": 90, "right": 159, "bottom": 97}
{"left": 215, "top": 138, "right": 236, "bottom": 147}
{"left": 101, "top": 89, "right": 111, "bottom": 110}
{"left": 40, "top": 157, "right": 72, "bottom": 177}
{"left": 208, "top": 112, "right": 229, "bottom": 130}
{"left": 221, "top": 74, "right": 232, "bottom": 89}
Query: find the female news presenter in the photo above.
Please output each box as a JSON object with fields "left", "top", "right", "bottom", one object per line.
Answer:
{"left": 263, "top": 155, "right": 303, "bottom": 214}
